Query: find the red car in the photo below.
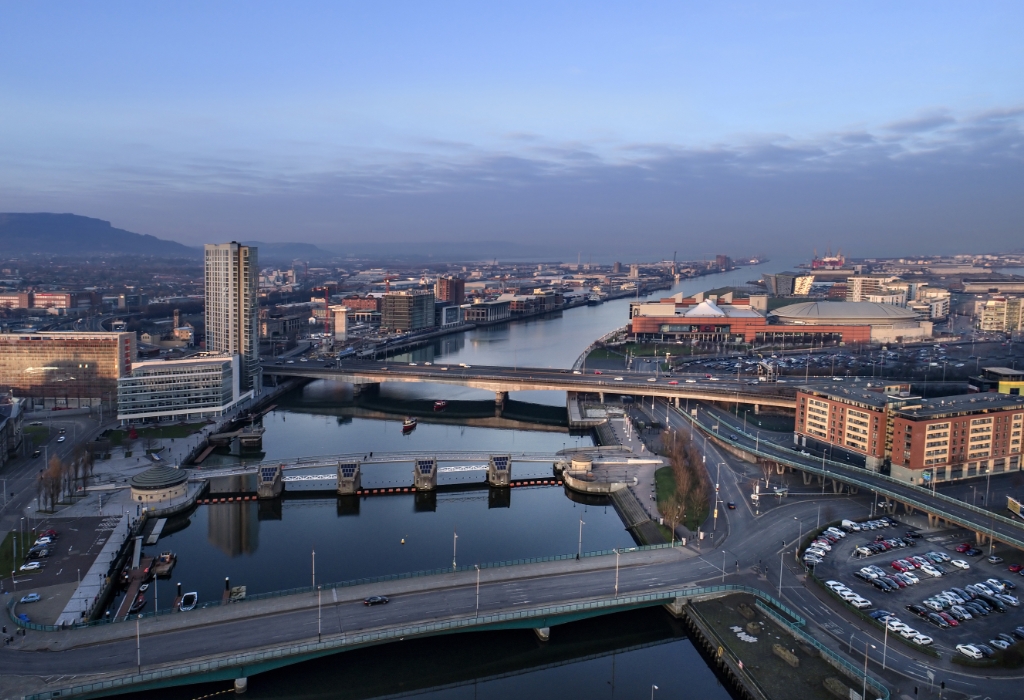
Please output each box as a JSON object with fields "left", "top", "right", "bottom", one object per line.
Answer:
{"left": 593, "top": 370, "right": 602, "bottom": 375}
{"left": 892, "top": 561, "right": 908, "bottom": 572}
{"left": 668, "top": 381, "right": 678, "bottom": 385}
{"left": 955, "top": 543, "right": 971, "bottom": 553}
{"left": 1009, "top": 564, "right": 1024, "bottom": 573}
{"left": 938, "top": 611, "right": 958, "bottom": 627}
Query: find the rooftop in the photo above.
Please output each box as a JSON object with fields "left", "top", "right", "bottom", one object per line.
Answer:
{"left": 130, "top": 464, "right": 189, "bottom": 490}
{"left": 769, "top": 301, "right": 919, "bottom": 322}
{"left": 894, "top": 393, "right": 1024, "bottom": 420}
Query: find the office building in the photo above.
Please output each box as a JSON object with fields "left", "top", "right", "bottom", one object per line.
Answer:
{"left": 381, "top": 290, "right": 435, "bottom": 332}
{"left": 117, "top": 354, "right": 250, "bottom": 423}
{"left": 980, "top": 296, "right": 1023, "bottom": 332}
{"left": 434, "top": 276, "right": 466, "bottom": 305}
{"left": 205, "top": 243, "right": 261, "bottom": 392}
{"left": 796, "top": 385, "right": 1023, "bottom": 482}
{"left": 761, "top": 272, "right": 814, "bottom": 297}
{"left": 0, "top": 331, "right": 135, "bottom": 409}
{"left": 462, "top": 299, "right": 512, "bottom": 324}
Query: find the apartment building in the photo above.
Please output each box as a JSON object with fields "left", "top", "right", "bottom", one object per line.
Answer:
{"left": 796, "top": 385, "right": 1024, "bottom": 483}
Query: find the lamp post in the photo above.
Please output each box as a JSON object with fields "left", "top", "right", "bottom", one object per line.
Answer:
{"left": 475, "top": 565, "right": 481, "bottom": 616}
{"left": 778, "top": 542, "right": 784, "bottom": 596}
{"left": 312, "top": 549, "right": 315, "bottom": 589}
{"left": 318, "top": 586, "right": 322, "bottom": 642}
{"left": 794, "top": 517, "right": 802, "bottom": 562}
{"left": 452, "top": 530, "right": 458, "bottom": 570}
{"left": 614, "top": 549, "right": 620, "bottom": 597}
{"left": 651, "top": 685, "right": 658, "bottom": 700}
{"left": 136, "top": 614, "right": 142, "bottom": 673}
{"left": 862, "top": 641, "right": 875, "bottom": 700}
{"left": 577, "top": 515, "right": 585, "bottom": 561}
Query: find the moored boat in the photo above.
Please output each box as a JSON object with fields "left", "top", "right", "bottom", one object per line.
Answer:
{"left": 433, "top": 400, "right": 447, "bottom": 412}
{"left": 129, "top": 593, "right": 146, "bottom": 613}
{"left": 179, "top": 592, "right": 198, "bottom": 611}
{"left": 402, "top": 417, "right": 417, "bottom": 433}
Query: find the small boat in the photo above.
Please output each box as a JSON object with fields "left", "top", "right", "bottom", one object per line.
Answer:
{"left": 587, "top": 293, "right": 602, "bottom": 306}
{"left": 139, "top": 583, "right": 149, "bottom": 593}
{"left": 179, "top": 592, "right": 198, "bottom": 611}
{"left": 152, "top": 551, "right": 177, "bottom": 577}
{"left": 402, "top": 417, "right": 417, "bottom": 433}
{"left": 129, "top": 593, "right": 146, "bottom": 613}
{"left": 433, "top": 400, "right": 447, "bottom": 412}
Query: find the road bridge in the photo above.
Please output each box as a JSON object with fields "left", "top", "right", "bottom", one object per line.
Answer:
{"left": 262, "top": 360, "right": 797, "bottom": 409}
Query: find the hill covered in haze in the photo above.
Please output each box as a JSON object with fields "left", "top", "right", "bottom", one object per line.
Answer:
{"left": 0, "top": 213, "right": 196, "bottom": 256}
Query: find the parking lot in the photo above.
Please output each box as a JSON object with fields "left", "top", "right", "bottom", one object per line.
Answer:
{"left": 808, "top": 517, "right": 1024, "bottom": 659}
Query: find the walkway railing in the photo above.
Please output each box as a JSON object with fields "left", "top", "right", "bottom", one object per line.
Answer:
{"left": 23, "top": 584, "right": 802, "bottom": 700}
{"left": 679, "top": 407, "right": 1024, "bottom": 549}
{"left": 572, "top": 325, "right": 627, "bottom": 370}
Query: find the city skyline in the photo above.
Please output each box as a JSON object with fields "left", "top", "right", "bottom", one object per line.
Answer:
{"left": 2, "top": 3, "right": 1022, "bottom": 256}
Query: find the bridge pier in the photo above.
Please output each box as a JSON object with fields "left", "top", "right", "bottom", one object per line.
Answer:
{"left": 495, "top": 391, "right": 508, "bottom": 406}
{"left": 337, "top": 461, "right": 362, "bottom": 495}
{"left": 802, "top": 472, "right": 812, "bottom": 486}
{"left": 487, "top": 455, "right": 511, "bottom": 487}
{"left": 754, "top": 404, "right": 760, "bottom": 414}
{"left": 663, "top": 597, "right": 686, "bottom": 618}
{"left": 599, "top": 392, "right": 605, "bottom": 403}
{"left": 257, "top": 465, "right": 283, "bottom": 499}
{"left": 534, "top": 627, "right": 551, "bottom": 642}
{"left": 832, "top": 479, "right": 841, "bottom": 494}
{"left": 674, "top": 397, "right": 680, "bottom": 408}
{"left": 352, "top": 382, "right": 380, "bottom": 397}
{"left": 414, "top": 457, "right": 438, "bottom": 491}
{"left": 234, "top": 678, "right": 248, "bottom": 694}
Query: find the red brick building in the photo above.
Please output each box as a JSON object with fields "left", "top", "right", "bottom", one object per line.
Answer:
{"left": 796, "top": 385, "right": 1024, "bottom": 484}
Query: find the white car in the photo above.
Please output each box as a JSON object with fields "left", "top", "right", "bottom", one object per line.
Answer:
{"left": 902, "top": 572, "right": 920, "bottom": 584}
{"left": 974, "top": 582, "right": 994, "bottom": 595}
{"left": 912, "top": 633, "right": 933, "bottom": 646}
{"left": 921, "top": 565, "right": 942, "bottom": 578}
{"left": 898, "top": 626, "right": 919, "bottom": 639}
{"left": 985, "top": 579, "right": 1007, "bottom": 593}
{"left": 839, "top": 590, "right": 860, "bottom": 602}
{"left": 956, "top": 644, "right": 983, "bottom": 660}
{"left": 997, "top": 594, "right": 1020, "bottom": 607}
{"left": 850, "top": 598, "right": 872, "bottom": 610}
{"left": 19, "top": 561, "right": 41, "bottom": 572}
{"left": 825, "top": 580, "right": 846, "bottom": 592}
{"left": 613, "top": 377, "right": 624, "bottom": 381}
{"left": 950, "top": 559, "right": 969, "bottom": 570}
{"left": 886, "top": 619, "right": 909, "bottom": 633}
{"left": 647, "top": 377, "right": 657, "bottom": 382}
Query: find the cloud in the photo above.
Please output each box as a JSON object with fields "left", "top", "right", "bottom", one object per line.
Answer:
{"left": 2, "top": 107, "right": 1022, "bottom": 258}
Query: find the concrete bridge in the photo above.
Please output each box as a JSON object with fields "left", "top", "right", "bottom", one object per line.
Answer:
{"left": 262, "top": 359, "right": 798, "bottom": 409}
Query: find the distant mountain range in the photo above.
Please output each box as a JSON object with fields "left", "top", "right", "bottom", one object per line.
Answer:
{"left": 0, "top": 213, "right": 196, "bottom": 256}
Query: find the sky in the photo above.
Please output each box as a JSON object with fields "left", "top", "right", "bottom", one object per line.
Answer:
{"left": 1, "top": 1, "right": 1023, "bottom": 259}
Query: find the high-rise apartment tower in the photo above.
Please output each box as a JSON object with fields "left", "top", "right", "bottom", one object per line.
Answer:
{"left": 205, "top": 242, "right": 261, "bottom": 392}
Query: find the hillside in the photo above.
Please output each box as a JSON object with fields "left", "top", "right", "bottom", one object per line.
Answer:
{"left": 0, "top": 213, "right": 196, "bottom": 256}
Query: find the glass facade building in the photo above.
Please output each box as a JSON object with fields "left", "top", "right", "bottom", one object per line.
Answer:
{"left": 205, "top": 242, "right": 261, "bottom": 392}
{"left": 117, "top": 355, "right": 248, "bottom": 423}
{"left": 0, "top": 331, "right": 135, "bottom": 409}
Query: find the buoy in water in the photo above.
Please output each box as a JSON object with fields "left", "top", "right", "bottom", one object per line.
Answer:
{"left": 401, "top": 538, "right": 405, "bottom": 545}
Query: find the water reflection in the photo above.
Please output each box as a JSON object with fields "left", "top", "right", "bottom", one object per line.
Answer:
{"left": 207, "top": 499, "right": 260, "bottom": 557}
{"left": 131, "top": 607, "right": 734, "bottom": 700}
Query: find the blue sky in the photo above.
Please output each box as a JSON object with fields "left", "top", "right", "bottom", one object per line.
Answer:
{"left": 2, "top": 2, "right": 1022, "bottom": 258}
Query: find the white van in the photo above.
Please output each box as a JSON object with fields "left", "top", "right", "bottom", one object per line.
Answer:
{"left": 841, "top": 520, "right": 861, "bottom": 532}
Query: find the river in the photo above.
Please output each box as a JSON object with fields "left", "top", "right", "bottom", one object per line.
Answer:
{"left": 138, "top": 259, "right": 799, "bottom": 699}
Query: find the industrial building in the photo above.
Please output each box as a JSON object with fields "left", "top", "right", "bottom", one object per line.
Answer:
{"left": 796, "top": 385, "right": 1023, "bottom": 483}
{"left": 117, "top": 354, "right": 250, "bottom": 424}
{"left": 0, "top": 331, "right": 136, "bottom": 409}
{"left": 205, "top": 242, "right": 261, "bottom": 392}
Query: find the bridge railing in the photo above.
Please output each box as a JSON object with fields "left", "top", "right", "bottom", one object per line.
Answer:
{"left": 572, "top": 325, "right": 627, "bottom": 370}
{"left": 23, "top": 584, "right": 805, "bottom": 700}
{"left": 678, "top": 407, "right": 1024, "bottom": 549}
{"left": 692, "top": 405, "right": 1024, "bottom": 536}
{"left": 7, "top": 543, "right": 689, "bottom": 631}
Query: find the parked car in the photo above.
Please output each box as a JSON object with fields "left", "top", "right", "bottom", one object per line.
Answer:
{"left": 989, "top": 555, "right": 1005, "bottom": 564}
{"left": 19, "top": 593, "right": 40, "bottom": 604}
{"left": 950, "top": 559, "right": 970, "bottom": 570}
{"left": 956, "top": 644, "right": 983, "bottom": 659}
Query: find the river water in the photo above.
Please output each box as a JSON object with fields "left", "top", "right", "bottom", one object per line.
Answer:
{"left": 139, "top": 259, "right": 798, "bottom": 699}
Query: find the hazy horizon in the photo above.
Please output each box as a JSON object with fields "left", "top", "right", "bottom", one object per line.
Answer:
{"left": 2, "top": 3, "right": 1023, "bottom": 258}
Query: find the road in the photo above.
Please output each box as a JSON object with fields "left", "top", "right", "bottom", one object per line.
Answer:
{"left": 263, "top": 358, "right": 797, "bottom": 409}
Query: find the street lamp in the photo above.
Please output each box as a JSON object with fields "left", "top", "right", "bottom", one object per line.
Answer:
{"left": 651, "top": 685, "right": 658, "bottom": 700}
{"left": 614, "top": 549, "right": 620, "bottom": 597}
{"left": 475, "top": 565, "right": 481, "bottom": 616}
{"left": 577, "top": 515, "right": 585, "bottom": 561}
{"left": 793, "top": 517, "right": 803, "bottom": 562}
{"left": 778, "top": 541, "right": 785, "bottom": 596}
{"left": 452, "top": 529, "right": 458, "bottom": 570}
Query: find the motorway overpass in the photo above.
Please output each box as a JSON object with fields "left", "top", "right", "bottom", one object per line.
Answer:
{"left": 262, "top": 360, "right": 798, "bottom": 410}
